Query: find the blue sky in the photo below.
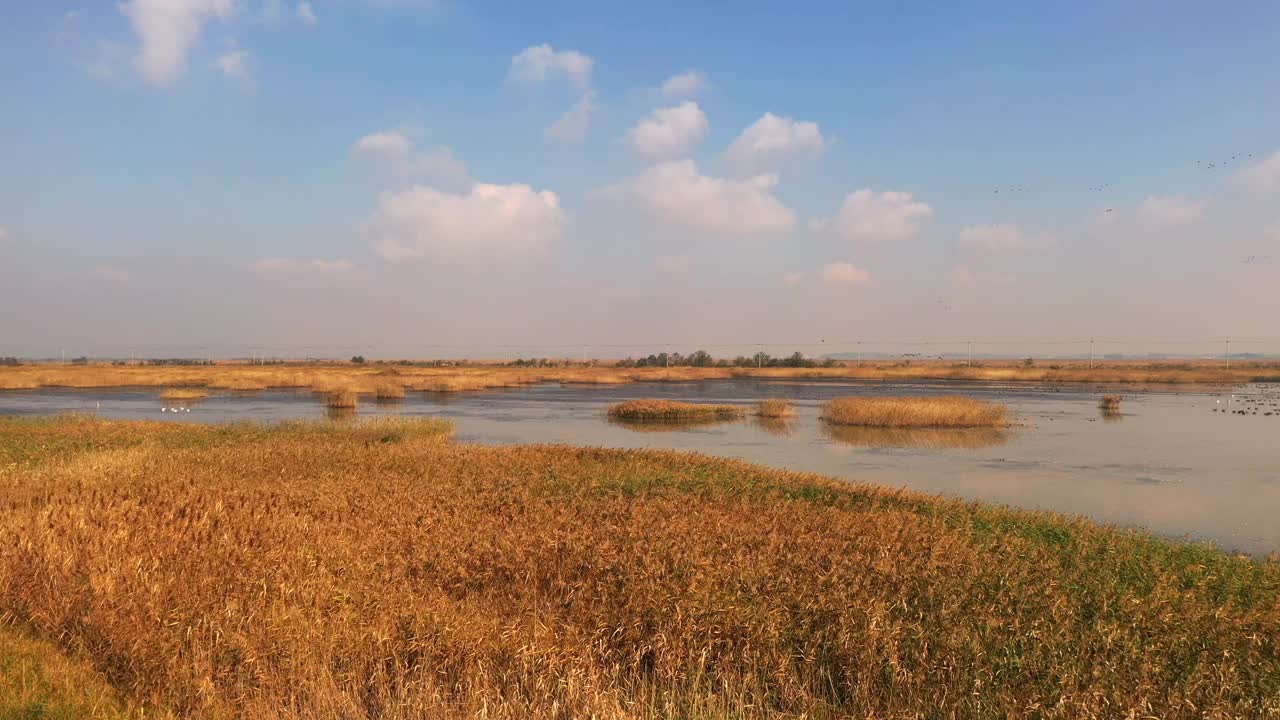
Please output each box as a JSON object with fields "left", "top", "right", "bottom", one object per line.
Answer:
{"left": 1, "top": 1, "right": 1278, "bottom": 358}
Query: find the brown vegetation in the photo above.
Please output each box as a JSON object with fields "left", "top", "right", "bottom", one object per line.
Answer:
{"left": 1100, "top": 394, "right": 1123, "bottom": 410}
{"left": 1, "top": 358, "right": 1272, "bottom": 399}
{"left": 374, "top": 383, "right": 406, "bottom": 401}
{"left": 325, "top": 389, "right": 358, "bottom": 409}
{"left": 755, "top": 398, "right": 795, "bottom": 418}
{"left": 0, "top": 416, "right": 1277, "bottom": 718}
{"left": 607, "top": 399, "right": 746, "bottom": 422}
{"left": 824, "top": 424, "right": 1009, "bottom": 449}
{"left": 821, "top": 396, "right": 1010, "bottom": 428}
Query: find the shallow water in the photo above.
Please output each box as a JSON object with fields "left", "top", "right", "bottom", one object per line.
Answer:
{"left": 3, "top": 379, "right": 1279, "bottom": 556}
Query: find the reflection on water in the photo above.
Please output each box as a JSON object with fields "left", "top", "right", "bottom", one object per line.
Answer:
{"left": 325, "top": 407, "right": 358, "bottom": 421}
{"left": 822, "top": 423, "right": 1008, "bottom": 449}
{"left": 608, "top": 417, "right": 741, "bottom": 433}
{"left": 1101, "top": 408, "right": 1123, "bottom": 422}
{"left": 754, "top": 416, "right": 797, "bottom": 436}
{"left": 4, "top": 379, "right": 1280, "bottom": 556}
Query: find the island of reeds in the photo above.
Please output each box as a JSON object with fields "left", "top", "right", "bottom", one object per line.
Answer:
{"left": 2, "top": 415, "right": 1278, "bottom": 718}
{"left": 821, "top": 396, "right": 1009, "bottom": 428}
{"left": 607, "top": 399, "right": 746, "bottom": 422}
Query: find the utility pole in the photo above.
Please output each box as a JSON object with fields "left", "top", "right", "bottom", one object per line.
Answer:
{"left": 61, "top": 349, "right": 66, "bottom": 364}
{"left": 1225, "top": 338, "right": 1231, "bottom": 370}
{"left": 1089, "top": 338, "right": 1094, "bottom": 370}
{"left": 856, "top": 341, "right": 862, "bottom": 366}
{"left": 966, "top": 341, "right": 972, "bottom": 368}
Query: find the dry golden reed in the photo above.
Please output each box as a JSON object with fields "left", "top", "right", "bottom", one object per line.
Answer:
{"left": 1100, "top": 394, "right": 1123, "bottom": 410}
{"left": 325, "top": 389, "right": 358, "bottom": 409}
{"left": 374, "top": 383, "right": 406, "bottom": 401}
{"left": 0, "top": 416, "right": 1277, "bottom": 719}
{"left": 821, "top": 396, "right": 1009, "bottom": 428}
{"left": 755, "top": 398, "right": 795, "bottom": 418}
{"left": 607, "top": 399, "right": 746, "bottom": 422}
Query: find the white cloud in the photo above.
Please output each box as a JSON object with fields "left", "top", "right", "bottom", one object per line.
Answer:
{"left": 1236, "top": 150, "right": 1280, "bottom": 194}
{"left": 783, "top": 271, "right": 806, "bottom": 287}
{"left": 660, "top": 70, "right": 706, "bottom": 99}
{"left": 508, "top": 44, "right": 593, "bottom": 91}
{"left": 1135, "top": 194, "right": 1205, "bottom": 230}
{"left": 655, "top": 254, "right": 691, "bottom": 273}
{"left": 821, "top": 261, "right": 870, "bottom": 287}
{"left": 211, "top": 48, "right": 252, "bottom": 81}
{"left": 370, "top": 183, "right": 566, "bottom": 262}
{"left": 818, "top": 190, "right": 933, "bottom": 243}
{"left": 297, "top": 1, "right": 317, "bottom": 27}
{"left": 546, "top": 91, "right": 597, "bottom": 143}
{"left": 351, "top": 130, "right": 472, "bottom": 191}
{"left": 724, "top": 112, "right": 827, "bottom": 173}
{"left": 601, "top": 159, "right": 795, "bottom": 235}
{"left": 121, "top": 0, "right": 238, "bottom": 86}
{"left": 252, "top": 257, "right": 356, "bottom": 275}
{"left": 625, "top": 102, "right": 708, "bottom": 160}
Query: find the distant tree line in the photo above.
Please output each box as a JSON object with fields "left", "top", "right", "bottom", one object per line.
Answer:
{"left": 0, "top": 357, "right": 21, "bottom": 366}
{"left": 617, "top": 350, "right": 839, "bottom": 369}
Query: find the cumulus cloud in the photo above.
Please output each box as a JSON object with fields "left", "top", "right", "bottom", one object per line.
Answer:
{"left": 724, "top": 112, "right": 827, "bottom": 173}
{"left": 1135, "top": 194, "right": 1205, "bottom": 230}
{"left": 508, "top": 44, "right": 593, "bottom": 91}
{"left": 660, "top": 70, "right": 706, "bottom": 99}
{"left": 121, "top": 0, "right": 238, "bottom": 86}
{"left": 816, "top": 190, "right": 933, "bottom": 243}
{"left": 600, "top": 159, "right": 795, "bottom": 235}
{"left": 783, "top": 271, "right": 806, "bottom": 287}
{"left": 1236, "top": 150, "right": 1280, "bottom": 194}
{"left": 297, "top": 1, "right": 317, "bottom": 26}
{"left": 252, "top": 257, "right": 355, "bottom": 275}
{"left": 351, "top": 129, "right": 472, "bottom": 191}
{"left": 211, "top": 48, "right": 252, "bottom": 82}
{"left": 369, "top": 183, "right": 566, "bottom": 262}
{"left": 821, "top": 261, "right": 870, "bottom": 287}
{"left": 546, "top": 91, "right": 597, "bottom": 143}
{"left": 625, "top": 102, "right": 708, "bottom": 160}
{"left": 654, "top": 254, "right": 691, "bottom": 273}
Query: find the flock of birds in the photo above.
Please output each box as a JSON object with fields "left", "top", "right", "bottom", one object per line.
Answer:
{"left": 1213, "top": 391, "right": 1280, "bottom": 417}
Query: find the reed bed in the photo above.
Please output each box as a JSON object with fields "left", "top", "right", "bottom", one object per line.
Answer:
{"left": 374, "top": 383, "right": 406, "bottom": 401}
{"left": 821, "top": 396, "right": 1009, "bottom": 428}
{"left": 0, "top": 360, "right": 1274, "bottom": 398}
{"left": 159, "top": 388, "right": 209, "bottom": 401}
{"left": 755, "top": 398, "right": 795, "bottom": 418}
{"left": 1100, "top": 394, "right": 1123, "bottom": 410}
{"left": 607, "top": 399, "right": 746, "bottom": 422}
{"left": 0, "top": 416, "right": 1277, "bottom": 719}
{"left": 325, "top": 389, "right": 358, "bottom": 409}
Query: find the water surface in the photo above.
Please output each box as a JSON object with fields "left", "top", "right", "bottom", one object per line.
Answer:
{"left": 3, "top": 379, "right": 1278, "bottom": 556}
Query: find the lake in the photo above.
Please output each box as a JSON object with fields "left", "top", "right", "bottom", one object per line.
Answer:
{"left": 3, "top": 378, "right": 1278, "bottom": 556}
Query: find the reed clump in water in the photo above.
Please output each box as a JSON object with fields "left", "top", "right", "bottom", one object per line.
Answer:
{"left": 1100, "top": 394, "right": 1123, "bottom": 411}
{"left": 0, "top": 416, "right": 1276, "bottom": 718}
{"left": 159, "top": 388, "right": 209, "bottom": 401}
{"left": 607, "top": 399, "right": 746, "bottom": 422}
{"left": 821, "top": 396, "right": 1009, "bottom": 428}
{"left": 755, "top": 399, "right": 795, "bottom": 418}
{"left": 325, "top": 389, "right": 358, "bottom": 409}
{"left": 374, "top": 383, "right": 405, "bottom": 402}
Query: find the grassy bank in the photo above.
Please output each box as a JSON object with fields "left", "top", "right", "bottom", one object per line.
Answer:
{"left": 607, "top": 399, "right": 746, "bottom": 422}
{"left": 821, "top": 396, "right": 1010, "bottom": 428}
{"left": 1, "top": 417, "right": 1278, "bottom": 719}
{"left": 1, "top": 359, "right": 1276, "bottom": 397}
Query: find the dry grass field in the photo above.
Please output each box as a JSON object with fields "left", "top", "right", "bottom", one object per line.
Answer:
{"left": 0, "top": 358, "right": 1277, "bottom": 398}
{"left": 821, "top": 396, "right": 1010, "bottom": 428}
{"left": 1, "top": 416, "right": 1278, "bottom": 719}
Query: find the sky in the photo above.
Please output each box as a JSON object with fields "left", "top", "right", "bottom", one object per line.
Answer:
{"left": 1, "top": 1, "right": 1278, "bottom": 359}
